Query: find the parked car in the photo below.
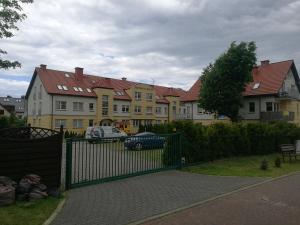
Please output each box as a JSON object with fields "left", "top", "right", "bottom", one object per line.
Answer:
{"left": 85, "top": 126, "right": 127, "bottom": 142}
{"left": 124, "top": 132, "right": 165, "bottom": 150}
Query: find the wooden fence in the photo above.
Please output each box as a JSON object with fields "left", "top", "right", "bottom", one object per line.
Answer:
{"left": 0, "top": 126, "right": 63, "bottom": 188}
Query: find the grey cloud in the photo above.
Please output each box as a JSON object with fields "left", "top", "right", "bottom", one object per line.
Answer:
{"left": 0, "top": 0, "right": 300, "bottom": 97}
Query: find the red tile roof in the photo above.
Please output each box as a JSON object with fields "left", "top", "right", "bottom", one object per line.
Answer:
{"left": 33, "top": 67, "right": 188, "bottom": 103}
{"left": 28, "top": 60, "right": 296, "bottom": 103}
{"left": 244, "top": 60, "right": 294, "bottom": 96}
{"left": 187, "top": 60, "right": 296, "bottom": 100}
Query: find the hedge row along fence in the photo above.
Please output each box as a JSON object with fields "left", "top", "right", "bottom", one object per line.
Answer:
{"left": 139, "top": 121, "right": 300, "bottom": 164}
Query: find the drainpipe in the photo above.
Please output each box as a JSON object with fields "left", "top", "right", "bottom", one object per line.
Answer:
{"left": 51, "top": 95, "right": 54, "bottom": 129}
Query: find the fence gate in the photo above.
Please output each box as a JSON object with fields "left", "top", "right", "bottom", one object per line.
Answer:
{"left": 65, "top": 133, "right": 182, "bottom": 189}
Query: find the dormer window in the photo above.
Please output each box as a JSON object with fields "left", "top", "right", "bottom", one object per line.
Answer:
{"left": 253, "top": 83, "right": 260, "bottom": 89}
{"left": 65, "top": 73, "right": 70, "bottom": 78}
{"left": 62, "top": 85, "right": 68, "bottom": 90}
{"left": 73, "top": 87, "right": 79, "bottom": 92}
{"left": 78, "top": 87, "right": 83, "bottom": 92}
{"left": 57, "top": 85, "right": 63, "bottom": 90}
{"left": 87, "top": 88, "right": 92, "bottom": 93}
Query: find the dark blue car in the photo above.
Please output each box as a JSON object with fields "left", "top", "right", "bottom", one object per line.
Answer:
{"left": 124, "top": 132, "right": 165, "bottom": 150}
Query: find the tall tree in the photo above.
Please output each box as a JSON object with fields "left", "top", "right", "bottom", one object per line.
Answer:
{"left": 0, "top": 0, "right": 33, "bottom": 69}
{"left": 199, "top": 41, "right": 257, "bottom": 122}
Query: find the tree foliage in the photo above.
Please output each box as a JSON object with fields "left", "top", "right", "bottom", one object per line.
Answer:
{"left": 0, "top": 0, "right": 33, "bottom": 69}
{"left": 199, "top": 41, "right": 257, "bottom": 122}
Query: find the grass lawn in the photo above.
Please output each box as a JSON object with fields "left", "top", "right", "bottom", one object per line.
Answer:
{"left": 183, "top": 154, "right": 300, "bottom": 178}
{"left": 0, "top": 197, "right": 62, "bottom": 225}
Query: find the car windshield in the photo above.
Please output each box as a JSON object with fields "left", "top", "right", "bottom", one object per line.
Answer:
{"left": 135, "top": 132, "right": 155, "bottom": 137}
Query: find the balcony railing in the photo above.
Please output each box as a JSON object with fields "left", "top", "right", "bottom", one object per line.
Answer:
{"left": 175, "top": 114, "right": 193, "bottom": 120}
{"left": 279, "top": 88, "right": 299, "bottom": 99}
{"left": 260, "top": 111, "right": 295, "bottom": 122}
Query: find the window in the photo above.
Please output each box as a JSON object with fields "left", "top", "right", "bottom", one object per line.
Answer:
{"left": 122, "top": 105, "right": 130, "bottom": 113}
{"left": 135, "top": 92, "right": 141, "bottom": 101}
{"left": 55, "top": 119, "right": 66, "bottom": 128}
{"left": 73, "top": 119, "right": 83, "bottom": 128}
{"left": 86, "top": 88, "right": 92, "bottom": 93}
{"left": 156, "top": 120, "right": 161, "bottom": 125}
{"left": 146, "top": 93, "right": 153, "bottom": 101}
{"left": 56, "top": 101, "right": 67, "bottom": 111}
{"left": 0, "top": 110, "right": 4, "bottom": 115}
{"left": 89, "top": 119, "right": 94, "bottom": 127}
{"left": 78, "top": 87, "right": 83, "bottom": 92}
{"left": 113, "top": 104, "right": 118, "bottom": 112}
{"left": 133, "top": 120, "right": 141, "bottom": 127}
{"left": 62, "top": 85, "right": 68, "bottom": 91}
{"left": 33, "top": 102, "right": 36, "bottom": 115}
{"left": 156, "top": 107, "right": 161, "bottom": 114}
{"left": 144, "top": 120, "right": 152, "bottom": 125}
{"left": 266, "top": 102, "right": 273, "bottom": 112}
{"left": 164, "top": 107, "right": 168, "bottom": 114}
{"left": 38, "top": 102, "right": 42, "bottom": 115}
{"left": 39, "top": 85, "right": 42, "bottom": 99}
{"left": 134, "top": 105, "right": 141, "bottom": 113}
{"left": 102, "top": 95, "right": 109, "bottom": 116}
{"left": 73, "top": 102, "right": 83, "bottom": 111}
{"left": 33, "top": 86, "right": 37, "bottom": 100}
{"left": 146, "top": 107, "right": 152, "bottom": 114}
{"left": 253, "top": 83, "right": 260, "bottom": 89}
{"left": 73, "top": 87, "right": 79, "bottom": 92}
{"left": 274, "top": 103, "right": 279, "bottom": 112}
{"left": 65, "top": 73, "right": 70, "bottom": 77}
{"left": 3, "top": 98, "right": 10, "bottom": 102}
{"left": 89, "top": 103, "right": 94, "bottom": 111}
{"left": 249, "top": 102, "right": 255, "bottom": 113}
{"left": 57, "top": 85, "right": 63, "bottom": 90}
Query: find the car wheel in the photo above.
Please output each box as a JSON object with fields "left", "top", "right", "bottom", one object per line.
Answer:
{"left": 135, "top": 143, "right": 142, "bottom": 150}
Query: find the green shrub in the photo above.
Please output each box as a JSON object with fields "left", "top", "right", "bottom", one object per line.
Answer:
{"left": 274, "top": 157, "right": 281, "bottom": 168}
{"left": 260, "top": 159, "right": 268, "bottom": 170}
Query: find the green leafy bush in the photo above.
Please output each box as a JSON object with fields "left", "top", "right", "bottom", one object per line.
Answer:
{"left": 260, "top": 159, "right": 268, "bottom": 170}
{"left": 152, "top": 121, "right": 300, "bottom": 166}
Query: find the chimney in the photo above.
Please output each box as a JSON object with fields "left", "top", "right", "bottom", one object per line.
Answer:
{"left": 121, "top": 77, "right": 127, "bottom": 81}
{"left": 75, "top": 67, "right": 83, "bottom": 81}
{"left": 261, "top": 60, "right": 270, "bottom": 66}
{"left": 40, "top": 64, "right": 47, "bottom": 70}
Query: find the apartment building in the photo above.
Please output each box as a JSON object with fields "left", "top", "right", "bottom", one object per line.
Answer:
{"left": 25, "top": 65, "right": 208, "bottom": 133}
{"left": 0, "top": 96, "right": 25, "bottom": 118}
{"left": 239, "top": 60, "right": 300, "bottom": 123}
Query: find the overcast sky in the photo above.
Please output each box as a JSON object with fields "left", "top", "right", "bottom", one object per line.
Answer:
{"left": 1, "top": 0, "right": 300, "bottom": 97}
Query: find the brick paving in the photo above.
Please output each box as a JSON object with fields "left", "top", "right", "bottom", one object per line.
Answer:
{"left": 143, "top": 172, "right": 300, "bottom": 225}
{"left": 51, "top": 171, "right": 265, "bottom": 225}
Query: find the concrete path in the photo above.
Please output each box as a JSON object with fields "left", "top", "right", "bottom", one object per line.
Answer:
{"left": 142, "top": 172, "right": 300, "bottom": 225}
{"left": 51, "top": 171, "right": 265, "bottom": 225}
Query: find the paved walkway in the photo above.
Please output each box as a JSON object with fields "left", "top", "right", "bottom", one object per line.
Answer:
{"left": 51, "top": 171, "right": 265, "bottom": 225}
{"left": 143, "top": 172, "right": 300, "bottom": 225}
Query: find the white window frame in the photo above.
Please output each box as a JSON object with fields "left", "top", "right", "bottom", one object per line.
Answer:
{"left": 56, "top": 101, "right": 67, "bottom": 111}
{"left": 134, "top": 105, "right": 141, "bottom": 113}
{"left": 122, "top": 105, "right": 130, "bottom": 113}
{"left": 73, "top": 119, "right": 83, "bottom": 129}
{"left": 55, "top": 119, "right": 66, "bottom": 128}
{"left": 135, "top": 92, "right": 141, "bottom": 101}
{"left": 73, "top": 102, "right": 84, "bottom": 112}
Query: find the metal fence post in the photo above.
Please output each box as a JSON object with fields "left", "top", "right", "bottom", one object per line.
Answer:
{"left": 65, "top": 138, "right": 72, "bottom": 190}
{"left": 178, "top": 133, "right": 183, "bottom": 169}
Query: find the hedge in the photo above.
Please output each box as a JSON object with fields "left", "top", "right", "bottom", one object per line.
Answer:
{"left": 139, "top": 121, "right": 300, "bottom": 164}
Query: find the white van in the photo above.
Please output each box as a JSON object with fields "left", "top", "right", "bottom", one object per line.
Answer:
{"left": 85, "top": 126, "right": 127, "bottom": 139}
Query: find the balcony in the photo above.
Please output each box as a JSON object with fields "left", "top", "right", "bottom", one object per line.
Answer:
{"left": 175, "top": 114, "right": 193, "bottom": 120}
{"left": 260, "top": 111, "right": 295, "bottom": 122}
{"left": 278, "top": 88, "right": 299, "bottom": 100}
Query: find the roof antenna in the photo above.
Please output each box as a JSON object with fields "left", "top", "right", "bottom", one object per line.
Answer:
{"left": 151, "top": 78, "right": 155, "bottom": 85}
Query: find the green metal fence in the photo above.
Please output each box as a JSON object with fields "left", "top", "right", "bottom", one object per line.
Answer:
{"left": 65, "top": 133, "right": 182, "bottom": 189}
